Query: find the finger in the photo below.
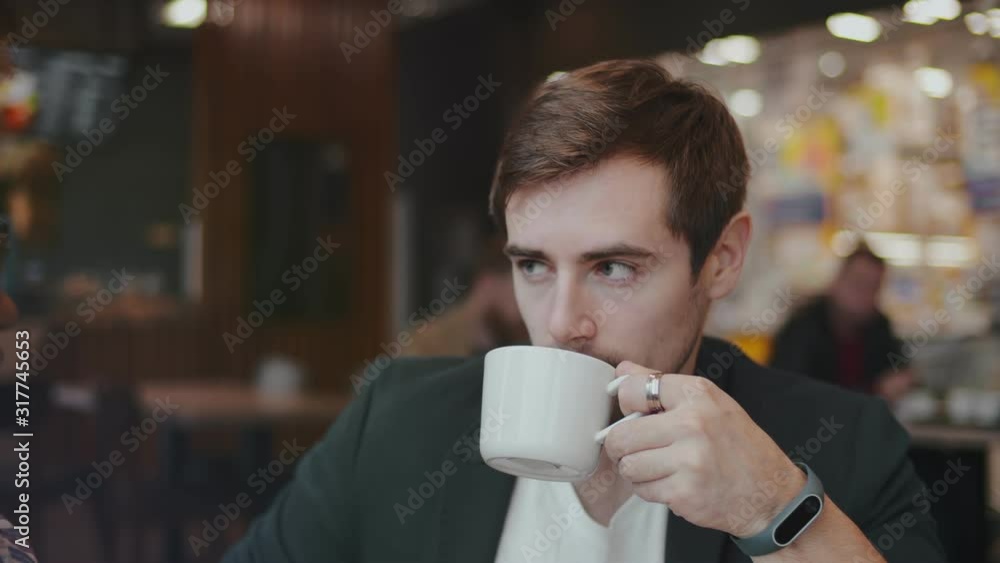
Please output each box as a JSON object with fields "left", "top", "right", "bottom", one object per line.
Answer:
{"left": 614, "top": 360, "right": 660, "bottom": 378}
{"left": 617, "top": 446, "right": 679, "bottom": 484}
{"left": 594, "top": 411, "right": 642, "bottom": 444}
{"left": 602, "top": 409, "right": 683, "bottom": 463}
{"left": 612, "top": 361, "right": 670, "bottom": 417}
{"left": 616, "top": 371, "right": 714, "bottom": 415}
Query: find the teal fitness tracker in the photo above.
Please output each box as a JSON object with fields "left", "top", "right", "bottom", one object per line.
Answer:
{"left": 731, "top": 462, "right": 825, "bottom": 557}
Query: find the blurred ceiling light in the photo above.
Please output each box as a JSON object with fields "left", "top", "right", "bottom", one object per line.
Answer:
{"left": 903, "top": 0, "right": 960, "bottom": 24}
{"left": 546, "top": 71, "right": 567, "bottom": 83}
{"left": 697, "top": 41, "right": 729, "bottom": 66}
{"left": 698, "top": 35, "right": 760, "bottom": 66}
{"left": 965, "top": 12, "right": 989, "bottom": 35}
{"left": 162, "top": 0, "right": 206, "bottom": 28}
{"left": 927, "top": 236, "right": 977, "bottom": 267}
{"left": 924, "top": 0, "right": 961, "bottom": 20}
{"left": 915, "top": 66, "right": 953, "bottom": 98}
{"left": 728, "top": 89, "right": 762, "bottom": 117}
{"left": 826, "top": 13, "right": 882, "bottom": 42}
{"left": 818, "top": 51, "right": 846, "bottom": 78}
{"left": 990, "top": 9, "right": 1000, "bottom": 38}
{"left": 857, "top": 232, "right": 922, "bottom": 266}
{"left": 717, "top": 35, "right": 760, "bottom": 64}
{"left": 902, "top": 9, "right": 938, "bottom": 25}
{"left": 833, "top": 231, "right": 977, "bottom": 267}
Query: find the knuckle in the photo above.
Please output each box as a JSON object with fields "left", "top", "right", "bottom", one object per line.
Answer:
{"left": 618, "top": 454, "right": 639, "bottom": 480}
{"left": 636, "top": 483, "right": 672, "bottom": 505}
{"left": 603, "top": 428, "right": 627, "bottom": 459}
{"left": 682, "top": 413, "right": 706, "bottom": 435}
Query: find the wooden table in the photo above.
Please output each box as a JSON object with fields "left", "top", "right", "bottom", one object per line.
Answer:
{"left": 904, "top": 421, "right": 997, "bottom": 562}
{"left": 53, "top": 380, "right": 351, "bottom": 562}
{"left": 905, "top": 422, "right": 1000, "bottom": 449}
{"left": 138, "top": 381, "right": 350, "bottom": 426}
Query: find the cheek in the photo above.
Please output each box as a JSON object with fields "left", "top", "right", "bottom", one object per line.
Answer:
{"left": 597, "top": 274, "right": 691, "bottom": 337}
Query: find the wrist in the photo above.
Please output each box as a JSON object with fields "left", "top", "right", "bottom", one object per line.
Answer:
{"left": 732, "top": 462, "right": 808, "bottom": 538}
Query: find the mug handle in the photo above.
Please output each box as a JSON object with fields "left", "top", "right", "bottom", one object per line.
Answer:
{"left": 593, "top": 375, "right": 645, "bottom": 445}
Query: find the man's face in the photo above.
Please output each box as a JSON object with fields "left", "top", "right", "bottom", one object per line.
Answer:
{"left": 503, "top": 156, "right": 709, "bottom": 374}
{"left": 831, "top": 256, "right": 885, "bottom": 325}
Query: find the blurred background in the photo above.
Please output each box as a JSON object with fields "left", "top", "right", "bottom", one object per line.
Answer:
{"left": 0, "top": 0, "right": 998, "bottom": 561}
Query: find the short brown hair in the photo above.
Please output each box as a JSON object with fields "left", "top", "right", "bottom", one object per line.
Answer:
{"left": 489, "top": 59, "right": 749, "bottom": 276}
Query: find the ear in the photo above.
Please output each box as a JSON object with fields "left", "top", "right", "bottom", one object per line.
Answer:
{"left": 703, "top": 211, "right": 752, "bottom": 300}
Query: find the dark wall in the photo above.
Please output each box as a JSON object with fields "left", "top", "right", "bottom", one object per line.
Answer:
{"left": 397, "top": 2, "right": 547, "bottom": 306}
{"left": 54, "top": 48, "right": 192, "bottom": 293}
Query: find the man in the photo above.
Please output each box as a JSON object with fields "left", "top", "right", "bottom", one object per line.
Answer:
{"left": 223, "top": 60, "right": 944, "bottom": 562}
{"left": 403, "top": 236, "right": 528, "bottom": 357}
{"left": 770, "top": 244, "right": 914, "bottom": 403}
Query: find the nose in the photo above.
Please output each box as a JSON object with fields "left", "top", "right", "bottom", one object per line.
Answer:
{"left": 547, "top": 277, "right": 597, "bottom": 349}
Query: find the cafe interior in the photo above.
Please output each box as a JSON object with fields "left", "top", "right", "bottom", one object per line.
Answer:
{"left": 0, "top": 0, "right": 998, "bottom": 561}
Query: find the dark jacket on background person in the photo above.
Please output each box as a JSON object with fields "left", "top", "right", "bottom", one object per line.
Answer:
{"left": 770, "top": 295, "right": 905, "bottom": 393}
{"left": 222, "top": 336, "right": 944, "bottom": 563}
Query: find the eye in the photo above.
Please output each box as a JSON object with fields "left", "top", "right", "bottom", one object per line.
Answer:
{"left": 516, "top": 259, "right": 550, "bottom": 279}
{"left": 595, "top": 261, "right": 637, "bottom": 282}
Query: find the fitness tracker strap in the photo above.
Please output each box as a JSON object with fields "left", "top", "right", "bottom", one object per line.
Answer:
{"left": 731, "top": 462, "right": 825, "bottom": 557}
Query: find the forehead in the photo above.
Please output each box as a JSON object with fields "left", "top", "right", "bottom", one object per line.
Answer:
{"left": 504, "top": 156, "right": 677, "bottom": 253}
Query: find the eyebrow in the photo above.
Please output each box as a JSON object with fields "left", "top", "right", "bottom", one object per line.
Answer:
{"left": 504, "top": 243, "right": 657, "bottom": 263}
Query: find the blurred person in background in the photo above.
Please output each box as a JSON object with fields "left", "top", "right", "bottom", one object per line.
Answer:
{"left": 403, "top": 236, "right": 528, "bottom": 357}
{"left": 770, "top": 243, "right": 914, "bottom": 403}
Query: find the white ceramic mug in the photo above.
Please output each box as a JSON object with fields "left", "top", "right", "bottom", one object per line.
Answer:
{"left": 479, "top": 346, "right": 642, "bottom": 482}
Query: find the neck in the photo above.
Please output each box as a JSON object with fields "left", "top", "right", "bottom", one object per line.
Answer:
{"left": 573, "top": 450, "right": 636, "bottom": 526}
{"left": 827, "top": 300, "right": 857, "bottom": 337}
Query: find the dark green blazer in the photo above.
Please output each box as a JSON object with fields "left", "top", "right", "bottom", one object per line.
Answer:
{"left": 222, "top": 337, "right": 946, "bottom": 563}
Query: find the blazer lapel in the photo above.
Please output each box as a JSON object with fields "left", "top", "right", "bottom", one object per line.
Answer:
{"left": 431, "top": 412, "right": 516, "bottom": 563}
{"left": 665, "top": 512, "right": 731, "bottom": 563}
